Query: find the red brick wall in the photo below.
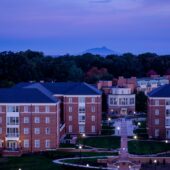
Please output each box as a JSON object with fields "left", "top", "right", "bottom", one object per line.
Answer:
{"left": 148, "top": 98, "right": 166, "bottom": 139}
{"left": 64, "top": 96, "right": 102, "bottom": 135}
{"left": 0, "top": 104, "right": 60, "bottom": 153}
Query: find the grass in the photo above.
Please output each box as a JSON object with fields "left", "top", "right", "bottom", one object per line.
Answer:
{"left": 0, "top": 151, "right": 117, "bottom": 170}
{"left": 128, "top": 140, "right": 170, "bottom": 155}
{"left": 0, "top": 155, "right": 62, "bottom": 170}
{"left": 80, "top": 136, "right": 120, "bottom": 149}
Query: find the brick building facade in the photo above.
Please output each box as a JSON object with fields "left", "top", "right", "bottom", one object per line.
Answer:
{"left": 0, "top": 82, "right": 102, "bottom": 155}
{"left": 0, "top": 88, "right": 60, "bottom": 154}
{"left": 148, "top": 84, "right": 170, "bottom": 139}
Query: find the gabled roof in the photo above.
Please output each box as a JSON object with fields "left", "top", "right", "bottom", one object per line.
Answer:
{"left": 0, "top": 88, "right": 57, "bottom": 103}
{"left": 148, "top": 84, "right": 170, "bottom": 98}
{"left": 15, "top": 82, "right": 102, "bottom": 95}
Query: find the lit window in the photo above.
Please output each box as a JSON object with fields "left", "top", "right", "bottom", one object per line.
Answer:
{"left": 91, "top": 97, "right": 95, "bottom": 103}
{"left": 68, "top": 98, "right": 72, "bottom": 103}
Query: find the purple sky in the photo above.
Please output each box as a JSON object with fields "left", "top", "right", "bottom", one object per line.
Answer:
{"left": 0, "top": 0, "right": 170, "bottom": 55}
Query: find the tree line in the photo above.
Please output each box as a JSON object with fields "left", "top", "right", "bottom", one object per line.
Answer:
{"left": 0, "top": 50, "right": 170, "bottom": 87}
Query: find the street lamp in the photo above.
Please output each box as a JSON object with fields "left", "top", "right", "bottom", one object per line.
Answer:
{"left": 82, "top": 133, "right": 86, "bottom": 146}
{"left": 137, "top": 122, "right": 141, "bottom": 126}
{"left": 79, "top": 145, "right": 82, "bottom": 164}
{"left": 108, "top": 117, "right": 111, "bottom": 127}
{"left": 165, "top": 140, "right": 168, "bottom": 156}
{"left": 154, "top": 160, "right": 157, "bottom": 170}
{"left": 86, "top": 164, "right": 89, "bottom": 167}
{"left": 133, "top": 135, "right": 137, "bottom": 140}
{"left": 117, "top": 127, "right": 120, "bottom": 135}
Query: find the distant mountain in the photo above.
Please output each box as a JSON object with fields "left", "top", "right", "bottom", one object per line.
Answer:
{"left": 82, "top": 46, "right": 118, "bottom": 56}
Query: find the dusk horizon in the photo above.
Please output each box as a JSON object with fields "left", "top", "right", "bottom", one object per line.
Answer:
{"left": 1, "top": 0, "right": 170, "bottom": 55}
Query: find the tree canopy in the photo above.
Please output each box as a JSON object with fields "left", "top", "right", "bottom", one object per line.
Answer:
{"left": 0, "top": 50, "right": 170, "bottom": 87}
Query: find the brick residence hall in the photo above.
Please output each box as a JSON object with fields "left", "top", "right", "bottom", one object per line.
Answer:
{"left": 148, "top": 84, "right": 170, "bottom": 139}
{"left": 0, "top": 82, "right": 102, "bottom": 154}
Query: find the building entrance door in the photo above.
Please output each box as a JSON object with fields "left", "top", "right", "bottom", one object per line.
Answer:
{"left": 120, "top": 108, "right": 127, "bottom": 115}
{"left": 7, "top": 141, "right": 18, "bottom": 150}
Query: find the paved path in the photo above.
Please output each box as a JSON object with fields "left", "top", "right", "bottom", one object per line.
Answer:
{"left": 119, "top": 118, "right": 129, "bottom": 159}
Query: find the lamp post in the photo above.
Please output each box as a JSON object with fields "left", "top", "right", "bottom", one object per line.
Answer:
{"left": 79, "top": 145, "right": 82, "bottom": 164}
{"left": 117, "top": 127, "right": 120, "bottom": 136}
{"left": 165, "top": 140, "right": 168, "bottom": 156}
{"left": 108, "top": 117, "right": 111, "bottom": 127}
{"left": 133, "top": 135, "right": 137, "bottom": 140}
{"left": 154, "top": 159, "right": 157, "bottom": 170}
{"left": 82, "top": 133, "right": 86, "bottom": 146}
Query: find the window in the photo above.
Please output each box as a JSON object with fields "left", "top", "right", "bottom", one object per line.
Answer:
{"left": 0, "top": 117, "right": 2, "bottom": 124}
{"left": 167, "top": 110, "right": 170, "bottom": 117}
{"left": 24, "top": 128, "right": 29, "bottom": 135}
{"left": 69, "top": 106, "right": 72, "bottom": 113}
{"left": 91, "top": 115, "right": 95, "bottom": 122}
{"left": 155, "top": 119, "right": 160, "bottom": 125}
{"left": 7, "top": 106, "right": 19, "bottom": 112}
{"left": 7, "top": 128, "right": 19, "bottom": 137}
{"left": 166, "top": 119, "right": 170, "bottom": 126}
{"left": 69, "top": 125, "right": 72, "bottom": 133}
{"left": 45, "top": 140, "right": 50, "bottom": 148}
{"left": 24, "top": 117, "right": 29, "bottom": 124}
{"left": 35, "top": 106, "right": 39, "bottom": 113}
{"left": 92, "top": 97, "right": 95, "bottom": 103}
{"left": 91, "top": 106, "right": 95, "bottom": 112}
{"left": 34, "top": 117, "right": 40, "bottom": 123}
{"left": 130, "top": 98, "right": 135, "bottom": 105}
{"left": 24, "top": 106, "right": 29, "bottom": 112}
{"left": 91, "top": 125, "right": 96, "bottom": 133}
{"left": 0, "top": 106, "right": 2, "bottom": 112}
{"left": 0, "top": 128, "right": 2, "bottom": 134}
{"left": 45, "top": 117, "right": 50, "bottom": 124}
{"left": 79, "top": 125, "right": 85, "bottom": 133}
{"left": 68, "top": 97, "right": 72, "bottom": 103}
{"left": 24, "top": 140, "right": 29, "bottom": 148}
{"left": 45, "top": 128, "right": 50, "bottom": 135}
{"left": 69, "top": 115, "right": 72, "bottom": 121}
{"left": 155, "top": 100, "right": 159, "bottom": 106}
{"left": 34, "top": 140, "right": 40, "bottom": 148}
{"left": 78, "top": 115, "right": 85, "bottom": 122}
{"left": 155, "top": 129, "right": 159, "bottom": 137}
{"left": 34, "top": 128, "right": 40, "bottom": 134}
{"left": 7, "top": 117, "right": 19, "bottom": 125}
{"left": 79, "top": 97, "right": 85, "bottom": 103}
{"left": 45, "top": 106, "right": 50, "bottom": 112}
{"left": 79, "top": 107, "right": 85, "bottom": 113}
{"left": 155, "top": 109, "right": 159, "bottom": 116}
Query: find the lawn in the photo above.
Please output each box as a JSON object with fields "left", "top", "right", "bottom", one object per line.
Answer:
{"left": 0, "top": 151, "right": 117, "bottom": 170}
{"left": 79, "top": 136, "right": 120, "bottom": 149}
{"left": 128, "top": 140, "right": 170, "bottom": 155}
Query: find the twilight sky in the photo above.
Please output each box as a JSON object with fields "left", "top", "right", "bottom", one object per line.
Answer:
{"left": 0, "top": 0, "right": 170, "bottom": 55}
